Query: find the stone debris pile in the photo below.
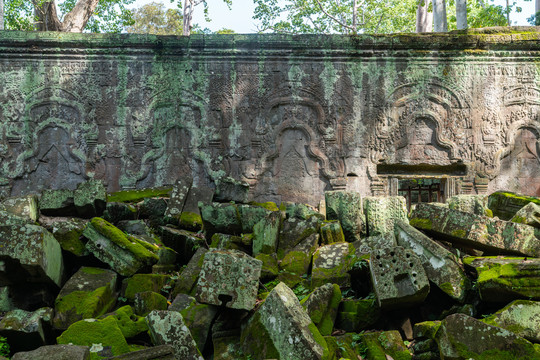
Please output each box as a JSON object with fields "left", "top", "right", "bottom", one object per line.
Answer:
{"left": 0, "top": 180, "right": 538, "bottom": 360}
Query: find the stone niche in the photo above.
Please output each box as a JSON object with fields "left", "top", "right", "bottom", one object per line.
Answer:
{"left": 0, "top": 30, "right": 540, "bottom": 204}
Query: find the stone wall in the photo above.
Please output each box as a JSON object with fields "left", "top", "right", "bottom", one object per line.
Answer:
{"left": 0, "top": 28, "right": 539, "bottom": 205}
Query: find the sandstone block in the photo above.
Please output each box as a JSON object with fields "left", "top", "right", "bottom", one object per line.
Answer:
{"left": 252, "top": 211, "right": 281, "bottom": 256}
{"left": 0, "top": 307, "right": 54, "bottom": 353}
{"left": 325, "top": 191, "right": 365, "bottom": 242}
{"left": 363, "top": 196, "right": 408, "bottom": 236}
{"left": 482, "top": 300, "right": 540, "bottom": 343}
{"left": 11, "top": 345, "right": 90, "bottom": 360}
{"left": 488, "top": 191, "right": 540, "bottom": 221}
{"left": 312, "top": 242, "right": 355, "bottom": 288}
{"left": 511, "top": 202, "right": 540, "bottom": 229}
{"left": 164, "top": 177, "right": 192, "bottom": 218}
{"left": 214, "top": 176, "right": 249, "bottom": 203}
{"left": 446, "top": 194, "right": 489, "bottom": 216}
{"left": 319, "top": 220, "right": 345, "bottom": 245}
{"left": 0, "top": 195, "right": 39, "bottom": 222}
{"left": 196, "top": 249, "right": 261, "bottom": 310}
{"left": 74, "top": 180, "right": 107, "bottom": 218}
{"left": 39, "top": 189, "right": 76, "bottom": 217}
{"left": 172, "top": 247, "right": 208, "bottom": 297}
{"left": 300, "top": 283, "right": 341, "bottom": 336}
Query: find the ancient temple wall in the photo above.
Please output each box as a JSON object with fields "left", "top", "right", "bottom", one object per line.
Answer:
{"left": 0, "top": 29, "right": 539, "bottom": 205}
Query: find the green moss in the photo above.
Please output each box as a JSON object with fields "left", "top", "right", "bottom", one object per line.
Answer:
{"left": 123, "top": 274, "right": 170, "bottom": 300}
{"left": 249, "top": 201, "right": 279, "bottom": 212}
{"left": 451, "top": 229, "right": 467, "bottom": 238}
{"left": 307, "top": 322, "right": 330, "bottom": 360}
{"left": 81, "top": 267, "right": 107, "bottom": 275}
{"left": 55, "top": 285, "right": 115, "bottom": 324}
{"left": 100, "top": 305, "right": 148, "bottom": 339}
{"left": 107, "top": 186, "right": 172, "bottom": 203}
{"left": 90, "top": 217, "right": 159, "bottom": 263}
{"left": 409, "top": 218, "right": 432, "bottom": 230}
{"left": 179, "top": 211, "right": 203, "bottom": 231}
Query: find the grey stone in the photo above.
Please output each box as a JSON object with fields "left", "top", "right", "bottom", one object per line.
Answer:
{"left": 277, "top": 215, "right": 321, "bottom": 258}
{"left": 199, "top": 202, "right": 242, "bottom": 239}
{"left": 104, "top": 345, "right": 175, "bottom": 360}
{"left": 172, "top": 247, "right": 208, "bottom": 297}
{"left": 394, "top": 219, "right": 469, "bottom": 302}
{"left": 74, "top": 179, "right": 107, "bottom": 218}
{"left": 481, "top": 300, "right": 540, "bottom": 343}
{"left": 159, "top": 226, "right": 205, "bottom": 264}
{"left": 241, "top": 282, "right": 329, "bottom": 360}
{"left": 370, "top": 246, "right": 430, "bottom": 308}
{"left": 363, "top": 196, "right": 408, "bottom": 236}
{"left": 446, "top": 194, "right": 489, "bottom": 216}
{"left": 252, "top": 211, "right": 281, "bottom": 256}
{"left": 39, "top": 216, "right": 89, "bottom": 256}
{"left": 145, "top": 310, "right": 204, "bottom": 360}
{"left": 0, "top": 195, "right": 39, "bottom": 222}
{"left": 39, "top": 189, "right": 76, "bottom": 217}
{"left": 214, "top": 176, "right": 249, "bottom": 203}
{"left": 196, "top": 249, "right": 261, "bottom": 310}
{"left": 355, "top": 231, "right": 397, "bottom": 253}
{"left": 12, "top": 345, "right": 90, "bottom": 360}
{"left": 311, "top": 242, "right": 355, "bottom": 288}
{"left": 164, "top": 177, "right": 192, "bottom": 218}
{"left": 325, "top": 190, "right": 365, "bottom": 242}
{"left": 511, "top": 202, "right": 540, "bottom": 229}
{"left": 0, "top": 307, "right": 54, "bottom": 353}
{"left": 102, "top": 202, "right": 137, "bottom": 224}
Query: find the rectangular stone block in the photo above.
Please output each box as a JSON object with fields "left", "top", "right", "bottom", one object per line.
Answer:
{"left": 410, "top": 203, "right": 540, "bottom": 257}
{"left": 196, "top": 249, "right": 261, "bottom": 311}
{"left": 364, "top": 196, "right": 408, "bottom": 237}
{"left": 488, "top": 191, "right": 540, "bottom": 221}
{"left": 325, "top": 191, "right": 365, "bottom": 242}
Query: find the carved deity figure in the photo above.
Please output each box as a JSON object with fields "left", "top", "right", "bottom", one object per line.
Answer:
{"left": 395, "top": 117, "right": 450, "bottom": 163}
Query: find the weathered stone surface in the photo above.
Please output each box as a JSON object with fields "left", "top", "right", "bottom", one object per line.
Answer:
{"left": 102, "top": 202, "right": 137, "bottom": 224}
{"left": 83, "top": 217, "right": 159, "bottom": 276}
{"left": 196, "top": 249, "right": 261, "bottom": 310}
{"left": 145, "top": 310, "right": 204, "bottom": 360}
{"left": 410, "top": 203, "right": 540, "bottom": 257}
{"left": 436, "top": 313, "right": 540, "bottom": 360}
{"left": 214, "top": 177, "right": 249, "bottom": 203}
{"left": 99, "top": 305, "right": 148, "bottom": 340}
{"left": 241, "top": 282, "right": 329, "bottom": 360}
{"left": 53, "top": 267, "right": 117, "bottom": 330}
{"left": 39, "top": 216, "right": 88, "bottom": 256}
{"left": 74, "top": 180, "right": 107, "bottom": 218}
{"left": 11, "top": 345, "right": 90, "bottom": 360}
{"left": 354, "top": 231, "right": 397, "bottom": 253}
{"left": 57, "top": 316, "right": 131, "bottom": 358}
{"left": 252, "top": 211, "right": 281, "bottom": 256}
{"left": 482, "top": 300, "right": 540, "bottom": 343}
{"left": 0, "top": 307, "right": 54, "bottom": 353}
{"left": 488, "top": 191, "right": 540, "bottom": 221}
{"left": 300, "top": 283, "right": 341, "bottom": 336}
{"left": 139, "top": 197, "right": 168, "bottom": 219}
{"left": 107, "top": 187, "right": 172, "bottom": 204}
{"left": 363, "top": 196, "right": 408, "bottom": 237}
{"left": 446, "top": 194, "right": 490, "bottom": 216}
{"left": 39, "top": 189, "right": 76, "bottom": 217}
{"left": 0, "top": 224, "right": 63, "bottom": 287}
{"left": 123, "top": 274, "right": 170, "bottom": 300}
{"left": 238, "top": 204, "right": 274, "bottom": 233}
{"left": 511, "top": 202, "right": 540, "bottom": 228}
{"left": 312, "top": 242, "right": 355, "bottom": 288}
{"left": 335, "top": 298, "right": 380, "bottom": 332}
{"left": 159, "top": 227, "right": 205, "bottom": 264}
{"left": 325, "top": 191, "right": 365, "bottom": 242}
{"left": 209, "top": 233, "right": 251, "bottom": 252}
{"left": 172, "top": 247, "right": 208, "bottom": 297}
{"left": 319, "top": 220, "right": 345, "bottom": 245}
{"left": 279, "top": 233, "right": 319, "bottom": 275}
{"left": 277, "top": 215, "right": 321, "bottom": 258}
{"left": 359, "top": 330, "right": 412, "bottom": 360}
{"left": 0, "top": 195, "right": 39, "bottom": 222}
{"left": 183, "top": 187, "right": 213, "bottom": 215}
{"left": 370, "top": 246, "right": 429, "bottom": 308}
{"left": 164, "top": 177, "right": 192, "bottom": 218}
{"left": 199, "top": 203, "right": 242, "bottom": 239}
{"left": 394, "top": 219, "right": 469, "bottom": 302}
{"left": 464, "top": 256, "right": 540, "bottom": 302}
{"left": 104, "top": 345, "right": 175, "bottom": 360}
{"left": 169, "top": 294, "right": 218, "bottom": 352}
{"left": 134, "top": 291, "right": 169, "bottom": 316}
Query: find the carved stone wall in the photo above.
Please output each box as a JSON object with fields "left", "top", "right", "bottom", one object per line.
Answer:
{"left": 1, "top": 29, "right": 540, "bottom": 205}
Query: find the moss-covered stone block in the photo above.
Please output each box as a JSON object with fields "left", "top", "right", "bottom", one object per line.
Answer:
{"left": 280, "top": 250, "right": 311, "bottom": 276}
{"left": 40, "top": 217, "right": 88, "bottom": 256}
{"left": 74, "top": 180, "right": 107, "bottom": 218}
{"left": 196, "top": 249, "right": 262, "bottom": 310}
{"left": 446, "top": 194, "right": 489, "bottom": 216}
{"left": 312, "top": 242, "right": 356, "bottom": 288}
{"left": 360, "top": 330, "right": 412, "bottom": 360}
{"left": 99, "top": 305, "right": 148, "bottom": 340}
{"left": 511, "top": 202, "right": 540, "bottom": 229}
{"left": 413, "top": 320, "right": 442, "bottom": 340}
{"left": 394, "top": 219, "right": 469, "bottom": 302}
{"left": 0, "top": 307, "right": 54, "bottom": 353}
{"left": 363, "top": 196, "right": 408, "bottom": 237}
{"left": 370, "top": 246, "right": 429, "bottom": 308}
{"left": 319, "top": 221, "right": 345, "bottom": 245}
{"left": 172, "top": 247, "right": 207, "bottom": 297}
{"left": 158, "top": 226, "right": 205, "bottom": 264}
{"left": 178, "top": 211, "right": 203, "bottom": 232}
{"left": 464, "top": 256, "right": 540, "bottom": 302}
{"left": 301, "top": 283, "right": 341, "bottom": 336}
{"left": 278, "top": 215, "right": 321, "bottom": 259}
{"left": 0, "top": 224, "right": 63, "bottom": 287}
{"left": 134, "top": 291, "right": 168, "bottom": 316}
{"left": 252, "top": 211, "right": 281, "bottom": 256}
{"left": 199, "top": 202, "right": 242, "bottom": 239}
{"left": 123, "top": 274, "right": 170, "bottom": 300}
{"left": 325, "top": 190, "right": 365, "bottom": 242}
{"left": 481, "top": 300, "right": 540, "bottom": 343}
{"left": 214, "top": 176, "right": 249, "bottom": 203}
{"left": 53, "top": 267, "right": 117, "bottom": 330}
{"left": 145, "top": 310, "right": 203, "bottom": 359}
{"left": 57, "top": 316, "right": 131, "bottom": 359}
{"left": 210, "top": 233, "right": 251, "bottom": 253}
{"left": 238, "top": 204, "right": 274, "bottom": 233}
{"left": 39, "top": 189, "right": 76, "bottom": 217}
{"left": 256, "top": 253, "right": 279, "bottom": 280}
{"left": 436, "top": 313, "right": 540, "bottom": 360}
{"left": 411, "top": 203, "right": 540, "bottom": 257}
{"left": 83, "top": 217, "right": 158, "bottom": 276}
{"left": 107, "top": 187, "right": 172, "bottom": 203}
{"left": 164, "top": 177, "right": 192, "bottom": 218}
{"left": 488, "top": 191, "right": 540, "bottom": 221}
{"left": 335, "top": 298, "right": 380, "bottom": 332}
{"left": 102, "top": 202, "right": 137, "bottom": 225}
{"left": 241, "top": 282, "right": 330, "bottom": 360}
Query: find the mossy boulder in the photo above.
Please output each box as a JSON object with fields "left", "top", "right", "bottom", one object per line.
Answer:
{"left": 325, "top": 190, "right": 365, "bottom": 242}
{"left": 241, "top": 282, "right": 330, "bottom": 360}
{"left": 134, "top": 291, "right": 168, "bottom": 316}
{"left": 256, "top": 253, "right": 279, "bottom": 280}
{"left": 199, "top": 202, "right": 242, "bottom": 239}
{"left": 107, "top": 186, "right": 172, "bottom": 203}
{"left": 335, "top": 298, "right": 380, "bottom": 332}
{"left": 0, "top": 224, "right": 63, "bottom": 287}
{"left": 98, "top": 305, "right": 148, "bottom": 340}
{"left": 252, "top": 211, "right": 281, "bottom": 256}
{"left": 0, "top": 307, "right": 54, "bottom": 353}
{"left": 178, "top": 211, "right": 203, "bottom": 232}
{"left": 278, "top": 215, "right": 321, "bottom": 259}
{"left": 40, "top": 217, "right": 88, "bottom": 256}
{"left": 53, "top": 267, "right": 117, "bottom": 330}
{"left": 410, "top": 203, "right": 540, "bottom": 257}
{"left": 363, "top": 196, "right": 408, "bottom": 237}
{"left": 481, "top": 300, "right": 540, "bottom": 343}
{"left": 435, "top": 313, "right": 540, "bottom": 360}
{"left": 145, "top": 310, "right": 204, "bottom": 360}
{"left": 238, "top": 204, "right": 274, "bottom": 233}
{"left": 74, "top": 180, "right": 107, "bottom": 218}
{"left": 57, "top": 316, "right": 131, "bottom": 359}
{"left": 464, "top": 256, "right": 540, "bottom": 302}
{"left": 488, "top": 191, "right": 540, "bottom": 221}
{"left": 359, "top": 330, "right": 412, "bottom": 360}
{"left": 312, "top": 242, "right": 356, "bottom": 288}
{"left": 122, "top": 274, "right": 170, "bottom": 300}
{"left": 83, "top": 218, "right": 159, "bottom": 276}
{"left": 39, "top": 189, "right": 76, "bottom": 217}
{"left": 300, "top": 283, "right": 341, "bottom": 336}
{"left": 319, "top": 221, "right": 345, "bottom": 245}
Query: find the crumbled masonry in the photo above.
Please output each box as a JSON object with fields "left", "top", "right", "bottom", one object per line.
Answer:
{"left": 1, "top": 182, "right": 540, "bottom": 359}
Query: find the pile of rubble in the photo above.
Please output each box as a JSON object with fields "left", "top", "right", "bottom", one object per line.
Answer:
{"left": 0, "top": 176, "right": 539, "bottom": 360}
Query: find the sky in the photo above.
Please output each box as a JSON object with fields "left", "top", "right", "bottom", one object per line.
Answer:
{"left": 131, "top": 0, "right": 537, "bottom": 34}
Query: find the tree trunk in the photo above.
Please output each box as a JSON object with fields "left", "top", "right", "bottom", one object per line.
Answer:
{"left": 505, "top": 0, "right": 510, "bottom": 25}
{"left": 0, "top": 0, "right": 4, "bottom": 30}
{"left": 416, "top": 0, "right": 432, "bottom": 33}
{"left": 183, "top": 0, "right": 193, "bottom": 36}
{"left": 456, "top": 0, "right": 467, "bottom": 29}
{"left": 536, "top": 0, "right": 539, "bottom": 25}
{"left": 433, "top": 0, "right": 448, "bottom": 32}
{"left": 34, "top": 0, "right": 100, "bottom": 32}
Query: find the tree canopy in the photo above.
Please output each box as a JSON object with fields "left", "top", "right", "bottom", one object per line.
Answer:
{"left": 125, "top": 1, "right": 182, "bottom": 35}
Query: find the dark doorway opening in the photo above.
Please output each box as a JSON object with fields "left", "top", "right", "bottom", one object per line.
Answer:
{"left": 398, "top": 178, "right": 444, "bottom": 211}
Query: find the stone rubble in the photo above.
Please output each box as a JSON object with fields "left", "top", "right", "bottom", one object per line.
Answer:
{"left": 0, "top": 181, "right": 538, "bottom": 359}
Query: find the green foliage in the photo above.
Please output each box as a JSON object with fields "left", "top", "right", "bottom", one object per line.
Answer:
{"left": 292, "top": 283, "right": 310, "bottom": 301}
{"left": 0, "top": 336, "right": 9, "bottom": 358}
{"left": 3, "top": 0, "right": 35, "bottom": 30}
{"left": 126, "top": 2, "right": 182, "bottom": 35}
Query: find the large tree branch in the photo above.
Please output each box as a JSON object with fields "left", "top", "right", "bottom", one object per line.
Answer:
{"left": 313, "top": 0, "right": 354, "bottom": 31}
{"left": 33, "top": 0, "right": 100, "bottom": 32}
